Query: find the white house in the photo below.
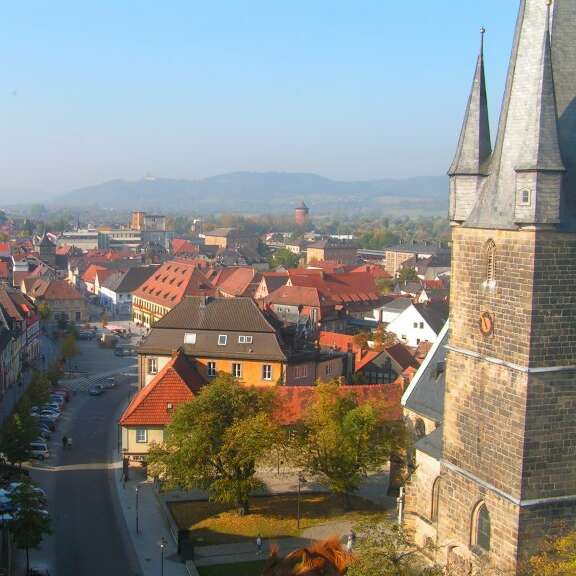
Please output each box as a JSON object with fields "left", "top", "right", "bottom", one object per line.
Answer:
{"left": 99, "top": 266, "right": 158, "bottom": 319}
{"left": 386, "top": 302, "right": 447, "bottom": 348}
{"left": 367, "top": 297, "right": 412, "bottom": 324}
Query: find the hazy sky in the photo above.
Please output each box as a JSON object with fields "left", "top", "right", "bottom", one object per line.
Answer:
{"left": 0, "top": 1, "right": 519, "bottom": 201}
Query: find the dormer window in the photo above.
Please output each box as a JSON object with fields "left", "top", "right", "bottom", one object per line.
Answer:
{"left": 218, "top": 334, "right": 227, "bottom": 346}
{"left": 238, "top": 335, "right": 253, "bottom": 344}
{"left": 184, "top": 332, "right": 196, "bottom": 344}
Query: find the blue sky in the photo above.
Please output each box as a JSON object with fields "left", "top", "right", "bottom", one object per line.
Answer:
{"left": 0, "top": 1, "right": 520, "bottom": 200}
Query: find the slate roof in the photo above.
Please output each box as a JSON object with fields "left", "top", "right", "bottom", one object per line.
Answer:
{"left": 402, "top": 322, "right": 448, "bottom": 423}
{"left": 415, "top": 427, "right": 443, "bottom": 460}
{"left": 378, "top": 298, "right": 412, "bottom": 314}
{"left": 120, "top": 352, "right": 206, "bottom": 426}
{"left": 307, "top": 238, "right": 357, "bottom": 250}
{"left": 101, "top": 265, "right": 159, "bottom": 293}
{"left": 155, "top": 296, "right": 275, "bottom": 332}
{"left": 414, "top": 302, "right": 449, "bottom": 334}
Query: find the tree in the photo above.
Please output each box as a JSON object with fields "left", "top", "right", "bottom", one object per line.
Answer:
{"left": 398, "top": 267, "right": 418, "bottom": 283}
{"left": 373, "top": 325, "right": 396, "bottom": 351}
{"left": 37, "top": 302, "right": 51, "bottom": 322}
{"left": 292, "top": 382, "right": 404, "bottom": 507}
{"left": 0, "top": 412, "right": 38, "bottom": 466}
{"left": 9, "top": 483, "right": 52, "bottom": 575}
{"left": 347, "top": 521, "right": 443, "bottom": 576}
{"left": 27, "top": 373, "right": 51, "bottom": 406}
{"left": 525, "top": 530, "right": 576, "bottom": 576}
{"left": 148, "top": 375, "right": 279, "bottom": 515}
{"left": 352, "top": 331, "right": 370, "bottom": 350}
{"left": 60, "top": 333, "right": 79, "bottom": 368}
{"left": 270, "top": 248, "right": 300, "bottom": 270}
{"left": 45, "top": 363, "right": 63, "bottom": 387}
{"left": 376, "top": 277, "right": 395, "bottom": 295}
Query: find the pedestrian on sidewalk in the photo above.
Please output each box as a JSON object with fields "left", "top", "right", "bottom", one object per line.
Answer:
{"left": 256, "top": 534, "right": 263, "bottom": 556}
{"left": 62, "top": 435, "right": 68, "bottom": 450}
{"left": 346, "top": 531, "right": 355, "bottom": 553}
{"left": 67, "top": 437, "right": 73, "bottom": 450}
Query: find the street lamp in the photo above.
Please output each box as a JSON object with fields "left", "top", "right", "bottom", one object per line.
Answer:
{"left": 159, "top": 537, "right": 167, "bottom": 576}
{"left": 135, "top": 486, "right": 140, "bottom": 534}
{"left": 297, "top": 473, "right": 307, "bottom": 530}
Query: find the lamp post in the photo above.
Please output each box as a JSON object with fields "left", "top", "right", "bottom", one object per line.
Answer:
{"left": 135, "top": 486, "right": 140, "bottom": 534}
{"left": 159, "top": 537, "right": 167, "bottom": 576}
{"left": 297, "top": 473, "right": 307, "bottom": 530}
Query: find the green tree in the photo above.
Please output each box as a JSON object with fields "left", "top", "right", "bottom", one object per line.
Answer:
{"left": 347, "top": 521, "right": 443, "bottom": 576}
{"left": 37, "top": 302, "right": 51, "bottom": 322}
{"left": 397, "top": 267, "right": 418, "bottom": 283}
{"left": 0, "top": 412, "right": 38, "bottom": 466}
{"left": 9, "top": 483, "right": 52, "bottom": 575}
{"left": 352, "top": 331, "right": 370, "bottom": 350}
{"left": 27, "top": 373, "right": 51, "bottom": 406}
{"left": 45, "top": 363, "right": 63, "bottom": 387}
{"left": 292, "top": 382, "right": 403, "bottom": 507}
{"left": 270, "top": 248, "right": 300, "bottom": 270}
{"left": 376, "top": 277, "right": 395, "bottom": 295}
{"left": 60, "top": 333, "right": 79, "bottom": 368}
{"left": 148, "top": 375, "right": 279, "bottom": 515}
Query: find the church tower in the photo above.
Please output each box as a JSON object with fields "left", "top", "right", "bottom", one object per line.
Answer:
{"left": 437, "top": 1, "right": 576, "bottom": 573}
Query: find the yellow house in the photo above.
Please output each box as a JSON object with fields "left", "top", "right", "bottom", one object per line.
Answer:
{"left": 120, "top": 350, "right": 206, "bottom": 461}
{"left": 137, "top": 295, "right": 347, "bottom": 389}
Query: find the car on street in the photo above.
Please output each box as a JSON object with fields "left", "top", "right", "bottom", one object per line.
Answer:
{"left": 29, "top": 442, "right": 49, "bottom": 461}
{"left": 37, "top": 418, "right": 56, "bottom": 432}
{"left": 42, "top": 403, "right": 62, "bottom": 412}
{"left": 102, "top": 377, "right": 117, "bottom": 389}
{"left": 36, "top": 429, "right": 50, "bottom": 440}
{"left": 89, "top": 384, "right": 104, "bottom": 396}
{"left": 78, "top": 331, "right": 95, "bottom": 341}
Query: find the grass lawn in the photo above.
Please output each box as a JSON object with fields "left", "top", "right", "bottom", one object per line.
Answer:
{"left": 169, "top": 493, "right": 384, "bottom": 545}
{"left": 197, "top": 561, "right": 266, "bottom": 576}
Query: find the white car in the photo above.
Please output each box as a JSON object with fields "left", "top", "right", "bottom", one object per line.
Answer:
{"left": 29, "top": 442, "right": 49, "bottom": 461}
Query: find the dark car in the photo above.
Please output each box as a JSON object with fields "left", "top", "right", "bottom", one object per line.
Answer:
{"left": 88, "top": 384, "right": 104, "bottom": 396}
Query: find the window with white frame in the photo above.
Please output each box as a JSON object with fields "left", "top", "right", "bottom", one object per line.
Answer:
{"left": 295, "top": 366, "right": 308, "bottom": 379}
{"left": 207, "top": 361, "right": 216, "bottom": 378}
{"left": 136, "top": 429, "right": 148, "bottom": 443}
{"left": 238, "top": 335, "right": 253, "bottom": 344}
{"left": 218, "top": 334, "right": 228, "bottom": 346}
{"left": 147, "top": 357, "right": 158, "bottom": 375}
{"left": 262, "top": 364, "right": 272, "bottom": 381}
{"left": 184, "top": 332, "right": 197, "bottom": 344}
{"left": 232, "top": 363, "right": 242, "bottom": 378}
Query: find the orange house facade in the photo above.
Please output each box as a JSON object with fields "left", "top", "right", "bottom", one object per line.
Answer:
{"left": 137, "top": 296, "right": 346, "bottom": 389}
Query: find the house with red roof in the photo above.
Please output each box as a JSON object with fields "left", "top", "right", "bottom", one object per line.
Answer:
{"left": 131, "top": 260, "right": 215, "bottom": 328}
{"left": 119, "top": 350, "right": 207, "bottom": 460}
{"left": 23, "top": 279, "right": 88, "bottom": 327}
{"left": 212, "top": 267, "right": 261, "bottom": 298}
{"left": 319, "top": 331, "right": 418, "bottom": 384}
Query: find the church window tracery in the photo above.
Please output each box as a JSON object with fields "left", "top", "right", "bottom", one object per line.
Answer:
{"left": 485, "top": 240, "right": 496, "bottom": 283}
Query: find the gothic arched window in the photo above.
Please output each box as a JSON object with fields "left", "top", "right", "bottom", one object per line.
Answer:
{"left": 485, "top": 240, "right": 496, "bottom": 282}
{"left": 431, "top": 477, "right": 441, "bottom": 522}
{"left": 472, "top": 503, "right": 491, "bottom": 552}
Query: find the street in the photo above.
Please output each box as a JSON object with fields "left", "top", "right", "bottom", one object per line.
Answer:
{"left": 27, "top": 337, "right": 142, "bottom": 576}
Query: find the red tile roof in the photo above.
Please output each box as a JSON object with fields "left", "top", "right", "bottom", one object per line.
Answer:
{"left": 172, "top": 238, "right": 199, "bottom": 255}
{"left": 213, "top": 267, "right": 260, "bottom": 297}
{"left": 0, "top": 243, "right": 10, "bottom": 254}
{"left": 273, "top": 383, "right": 404, "bottom": 426}
{"left": 28, "top": 279, "right": 84, "bottom": 301}
{"left": 120, "top": 352, "right": 206, "bottom": 426}
{"left": 132, "top": 260, "right": 215, "bottom": 308}
{"left": 82, "top": 264, "right": 107, "bottom": 283}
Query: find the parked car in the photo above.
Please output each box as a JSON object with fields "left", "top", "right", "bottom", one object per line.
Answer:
{"left": 89, "top": 384, "right": 104, "bottom": 396}
{"left": 78, "top": 331, "right": 95, "bottom": 341}
{"left": 37, "top": 419, "right": 55, "bottom": 432}
{"left": 6, "top": 482, "right": 47, "bottom": 503}
{"left": 42, "top": 403, "right": 62, "bottom": 412}
{"left": 102, "top": 377, "right": 117, "bottom": 389}
{"left": 29, "top": 442, "right": 49, "bottom": 461}
{"left": 52, "top": 388, "right": 70, "bottom": 401}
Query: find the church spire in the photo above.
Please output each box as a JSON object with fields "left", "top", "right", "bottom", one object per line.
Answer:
{"left": 464, "top": 0, "right": 576, "bottom": 230}
{"left": 515, "top": 0, "right": 564, "bottom": 174}
{"left": 448, "top": 28, "right": 492, "bottom": 177}
{"left": 448, "top": 28, "right": 492, "bottom": 224}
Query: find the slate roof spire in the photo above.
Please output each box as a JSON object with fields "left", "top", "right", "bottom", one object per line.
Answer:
{"left": 515, "top": 0, "right": 564, "bottom": 173}
{"left": 464, "top": 0, "right": 576, "bottom": 230}
{"left": 448, "top": 28, "right": 492, "bottom": 176}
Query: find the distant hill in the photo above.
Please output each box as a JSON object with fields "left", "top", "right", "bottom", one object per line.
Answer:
{"left": 55, "top": 172, "right": 448, "bottom": 216}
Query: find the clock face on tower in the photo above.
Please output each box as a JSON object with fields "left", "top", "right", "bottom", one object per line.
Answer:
{"left": 479, "top": 311, "right": 494, "bottom": 336}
